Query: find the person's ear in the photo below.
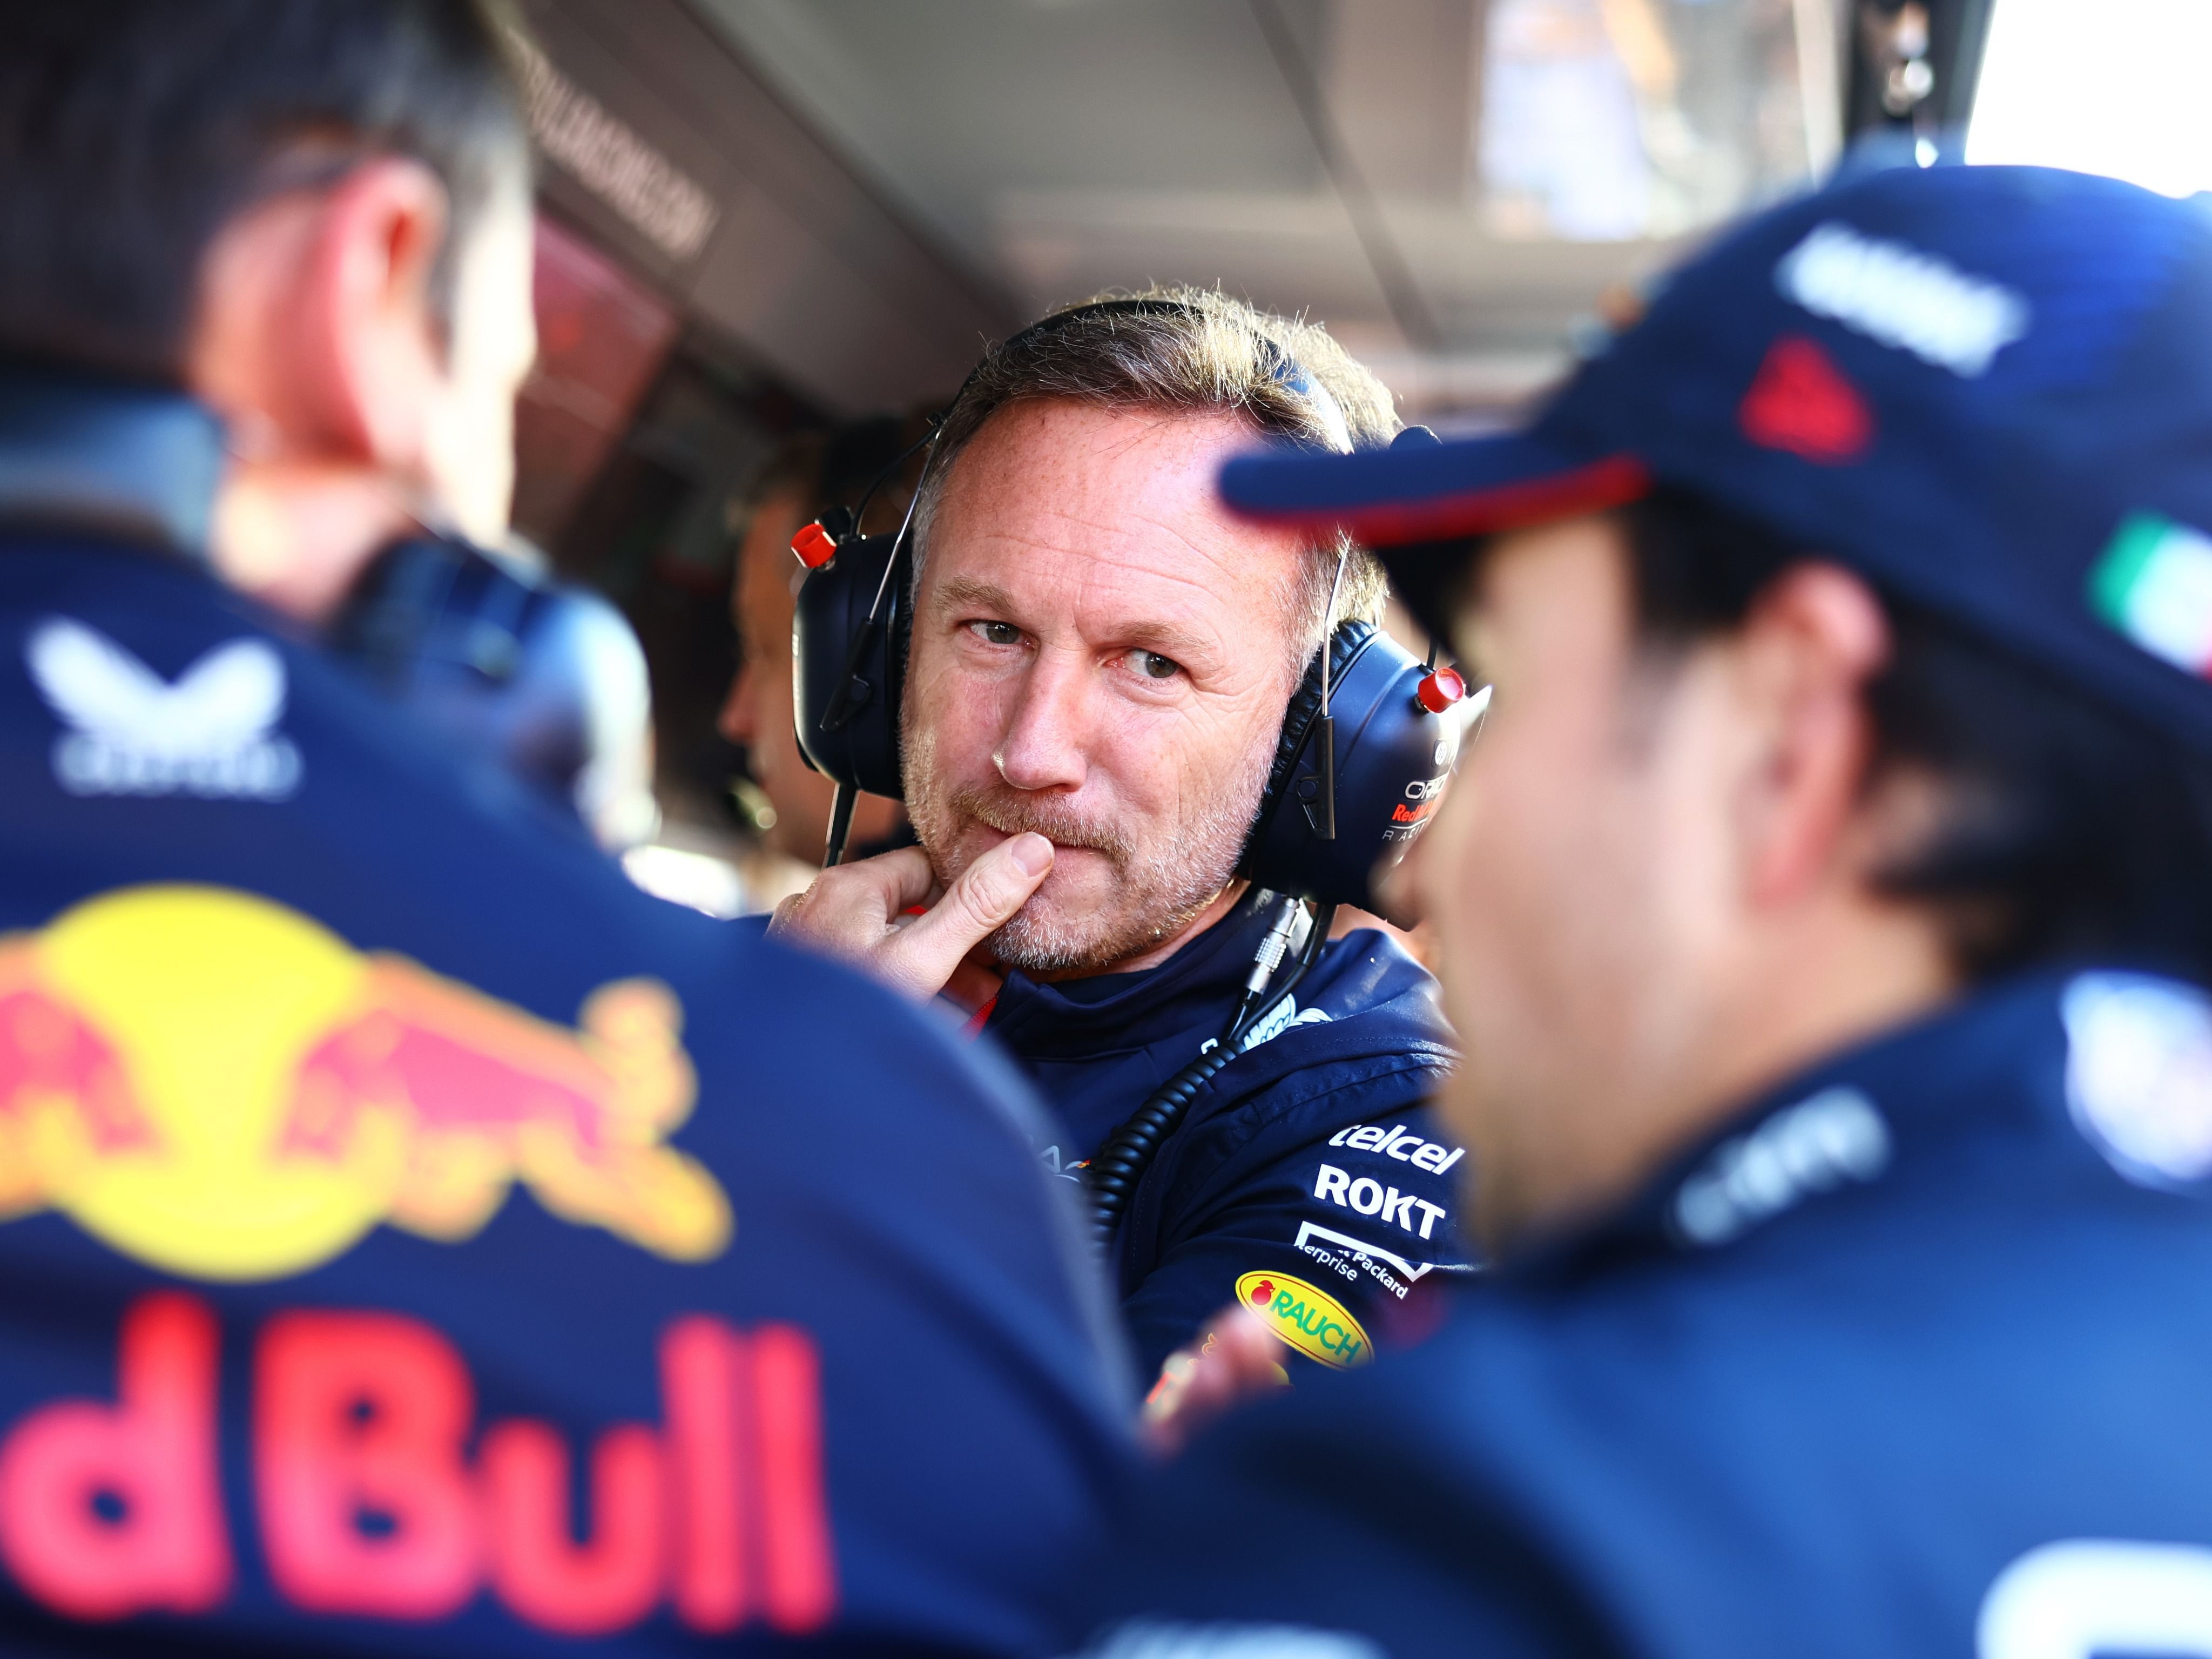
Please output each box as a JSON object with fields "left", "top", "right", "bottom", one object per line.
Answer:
{"left": 1728, "top": 562, "right": 1891, "bottom": 907}
{"left": 295, "top": 158, "right": 453, "bottom": 476}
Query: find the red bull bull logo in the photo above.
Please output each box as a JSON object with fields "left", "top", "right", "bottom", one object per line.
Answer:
{"left": 0, "top": 885, "right": 729, "bottom": 1277}
{"left": 0, "top": 1293, "right": 835, "bottom": 1635}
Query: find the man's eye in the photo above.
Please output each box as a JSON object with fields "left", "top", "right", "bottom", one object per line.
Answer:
{"left": 1129, "top": 649, "right": 1181, "bottom": 681}
{"left": 969, "top": 621, "right": 1023, "bottom": 646}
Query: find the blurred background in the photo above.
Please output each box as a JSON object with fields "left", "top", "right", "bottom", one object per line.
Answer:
{"left": 505, "top": 0, "right": 2190, "bottom": 913}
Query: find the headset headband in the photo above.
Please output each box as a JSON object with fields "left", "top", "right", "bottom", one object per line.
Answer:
{"left": 807, "top": 297, "right": 1358, "bottom": 743}
{"left": 950, "top": 296, "right": 1357, "bottom": 461}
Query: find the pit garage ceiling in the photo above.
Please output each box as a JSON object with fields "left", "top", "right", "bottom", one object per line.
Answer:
{"left": 690, "top": 0, "right": 1841, "bottom": 416}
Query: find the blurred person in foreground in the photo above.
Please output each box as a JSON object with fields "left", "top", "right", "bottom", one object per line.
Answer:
{"left": 766, "top": 293, "right": 1471, "bottom": 1391}
{"left": 0, "top": 4, "right": 1130, "bottom": 1654}
{"left": 1070, "top": 163, "right": 2212, "bottom": 1656}
{"left": 720, "top": 418, "right": 918, "bottom": 879}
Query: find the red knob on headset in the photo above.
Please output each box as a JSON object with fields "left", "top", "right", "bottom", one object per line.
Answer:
{"left": 1414, "top": 665, "right": 1467, "bottom": 714}
{"left": 791, "top": 521, "right": 840, "bottom": 569}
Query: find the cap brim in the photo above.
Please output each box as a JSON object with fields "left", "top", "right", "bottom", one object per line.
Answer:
{"left": 1219, "top": 430, "right": 1649, "bottom": 645}
{"left": 1220, "top": 430, "right": 1649, "bottom": 545}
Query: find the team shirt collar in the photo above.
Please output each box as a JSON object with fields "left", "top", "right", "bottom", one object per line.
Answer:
{"left": 0, "top": 365, "right": 225, "bottom": 563}
{"left": 983, "top": 887, "right": 1280, "bottom": 1058}
{"left": 1501, "top": 967, "right": 2098, "bottom": 1280}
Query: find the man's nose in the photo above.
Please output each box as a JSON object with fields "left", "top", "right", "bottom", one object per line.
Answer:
{"left": 1373, "top": 832, "right": 1426, "bottom": 929}
{"left": 718, "top": 662, "right": 757, "bottom": 746}
{"left": 993, "top": 652, "right": 1089, "bottom": 793}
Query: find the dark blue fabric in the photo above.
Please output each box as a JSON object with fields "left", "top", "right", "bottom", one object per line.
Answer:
{"left": 982, "top": 894, "right": 1471, "bottom": 1386}
{"left": 0, "top": 531, "right": 1134, "bottom": 1657}
{"left": 1070, "top": 967, "right": 2212, "bottom": 1657}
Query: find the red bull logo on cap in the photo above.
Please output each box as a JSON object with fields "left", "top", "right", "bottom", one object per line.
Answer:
{"left": 0, "top": 885, "right": 730, "bottom": 1277}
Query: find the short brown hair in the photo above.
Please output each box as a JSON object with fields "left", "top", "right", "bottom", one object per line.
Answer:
{"left": 912, "top": 286, "right": 1399, "bottom": 668}
{"left": 729, "top": 412, "right": 934, "bottom": 545}
{"left": 0, "top": 0, "right": 528, "bottom": 383}
{"left": 1622, "top": 484, "right": 2212, "bottom": 984}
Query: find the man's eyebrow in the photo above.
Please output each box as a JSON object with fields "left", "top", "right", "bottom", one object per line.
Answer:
{"left": 930, "top": 575, "right": 1218, "bottom": 666}
{"left": 932, "top": 576, "right": 1020, "bottom": 618}
{"left": 1116, "top": 618, "right": 1218, "bottom": 667}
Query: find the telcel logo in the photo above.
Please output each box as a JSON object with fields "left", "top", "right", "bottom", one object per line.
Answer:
{"left": 1232, "top": 1272, "right": 1371, "bottom": 1370}
{"left": 1325, "top": 1121, "right": 1464, "bottom": 1175}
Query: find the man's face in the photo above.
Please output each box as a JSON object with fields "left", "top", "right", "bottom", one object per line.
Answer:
{"left": 718, "top": 485, "right": 903, "bottom": 862}
{"left": 194, "top": 158, "right": 538, "bottom": 618}
{"left": 902, "top": 401, "right": 1311, "bottom": 974}
{"left": 1415, "top": 515, "right": 1739, "bottom": 1245}
{"left": 720, "top": 487, "right": 818, "bottom": 859}
{"left": 419, "top": 181, "right": 537, "bottom": 545}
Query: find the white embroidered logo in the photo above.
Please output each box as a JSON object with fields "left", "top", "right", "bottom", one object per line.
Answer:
{"left": 2062, "top": 972, "right": 2212, "bottom": 1189}
{"left": 1194, "top": 996, "right": 1333, "bottom": 1060}
{"left": 1237, "top": 995, "right": 1332, "bottom": 1053}
{"left": 1082, "top": 1621, "right": 1384, "bottom": 1659}
{"left": 1776, "top": 220, "right": 2030, "bottom": 377}
{"left": 1672, "top": 1085, "right": 1892, "bottom": 1246}
{"left": 26, "top": 619, "right": 301, "bottom": 801}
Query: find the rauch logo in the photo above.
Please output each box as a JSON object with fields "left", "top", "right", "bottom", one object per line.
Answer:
{"left": 1233, "top": 1271, "right": 1372, "bottom": 1370}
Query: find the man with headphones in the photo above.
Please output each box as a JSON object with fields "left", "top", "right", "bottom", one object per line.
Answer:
{"left": 0, "top": 5, "right": 1132, "bottom": 1654}
{"left": 768, "top": 289, "right": 1475, "bottom": 1393}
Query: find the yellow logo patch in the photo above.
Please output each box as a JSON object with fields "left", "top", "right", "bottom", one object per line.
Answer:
{"left": 0, "top": 885, "right": 730, "bottom": 1279}
{"left": 1233, "top": 1270, "right": 1372, "bottom": 1369}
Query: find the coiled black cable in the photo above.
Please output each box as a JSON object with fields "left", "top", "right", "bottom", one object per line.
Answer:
{"left": 1083, "top": 900, "right": 1337, "bottom": 1252}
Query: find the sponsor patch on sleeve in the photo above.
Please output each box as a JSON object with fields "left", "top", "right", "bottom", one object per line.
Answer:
{"left": 1232, "top": 1272, "right": 1371, "bottom": 1370}
{"left": 2062, "top": 970, "right": 2212, "bottom": 1188}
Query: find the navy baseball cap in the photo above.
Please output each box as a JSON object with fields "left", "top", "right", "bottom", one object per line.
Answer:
{"left": 1220, "top": 165, "right": 2212, "bottom": 756}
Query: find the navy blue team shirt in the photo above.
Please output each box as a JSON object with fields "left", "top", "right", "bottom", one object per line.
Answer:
{"left": 1071, "top": 965, "right": 2212, "bottom": 1657}
{"left": 980, "top": 892, "right": 1470, "bottom": 1386}
{"left": 0, "top": 387, "right": 1134, "bottom": 1657}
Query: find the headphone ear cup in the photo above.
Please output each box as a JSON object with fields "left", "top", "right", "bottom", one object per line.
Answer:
{"left": 792, "top": 533, "right": 909, "bottom": 799}
{"left": 1253, "top": 619, "right": 1374, "bottom": 830}
{"left": 1242, "top": 622, "right": 1462, "bottom": 908}
{"left": 328, "top": 535, "right": 658, "bottom": 849}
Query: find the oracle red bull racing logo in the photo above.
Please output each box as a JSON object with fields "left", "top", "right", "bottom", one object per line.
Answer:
{"left": 0, "top": 885, "right": 730, "bottom": 1277}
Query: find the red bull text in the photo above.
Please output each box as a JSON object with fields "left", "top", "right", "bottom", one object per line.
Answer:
{"left": 0, "top": 1294, "right": 837, "bottom": 1636}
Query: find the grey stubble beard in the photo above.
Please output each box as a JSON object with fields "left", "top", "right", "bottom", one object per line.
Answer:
{"left": 900, "top": 711, "right": 1273, "bottom": 976}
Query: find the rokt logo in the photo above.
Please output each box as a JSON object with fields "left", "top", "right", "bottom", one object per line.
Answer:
{"left": 0, "top": 885, "right": 729, "bottom": 1278}
{"left": 1312, "top": 1164, "right": 1449, "bottom": 1240}
{"left": 1233, "top": 1271, "right": 1371, "bottom": 1369}
{"left": 0, "top": 1294, "right": 834, "bottom": 1635}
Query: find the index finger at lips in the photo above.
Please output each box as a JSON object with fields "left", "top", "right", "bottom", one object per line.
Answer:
{"left": 1141, "top": 1303, "right": 1289, "bottom": 1456}
{"left": 825, "top": 845, "right": 938, "bottom": 919}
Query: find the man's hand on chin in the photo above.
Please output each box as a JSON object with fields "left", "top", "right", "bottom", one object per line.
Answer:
{"left": 768, "top": 832, "right": 1054, "bottom": 1006}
